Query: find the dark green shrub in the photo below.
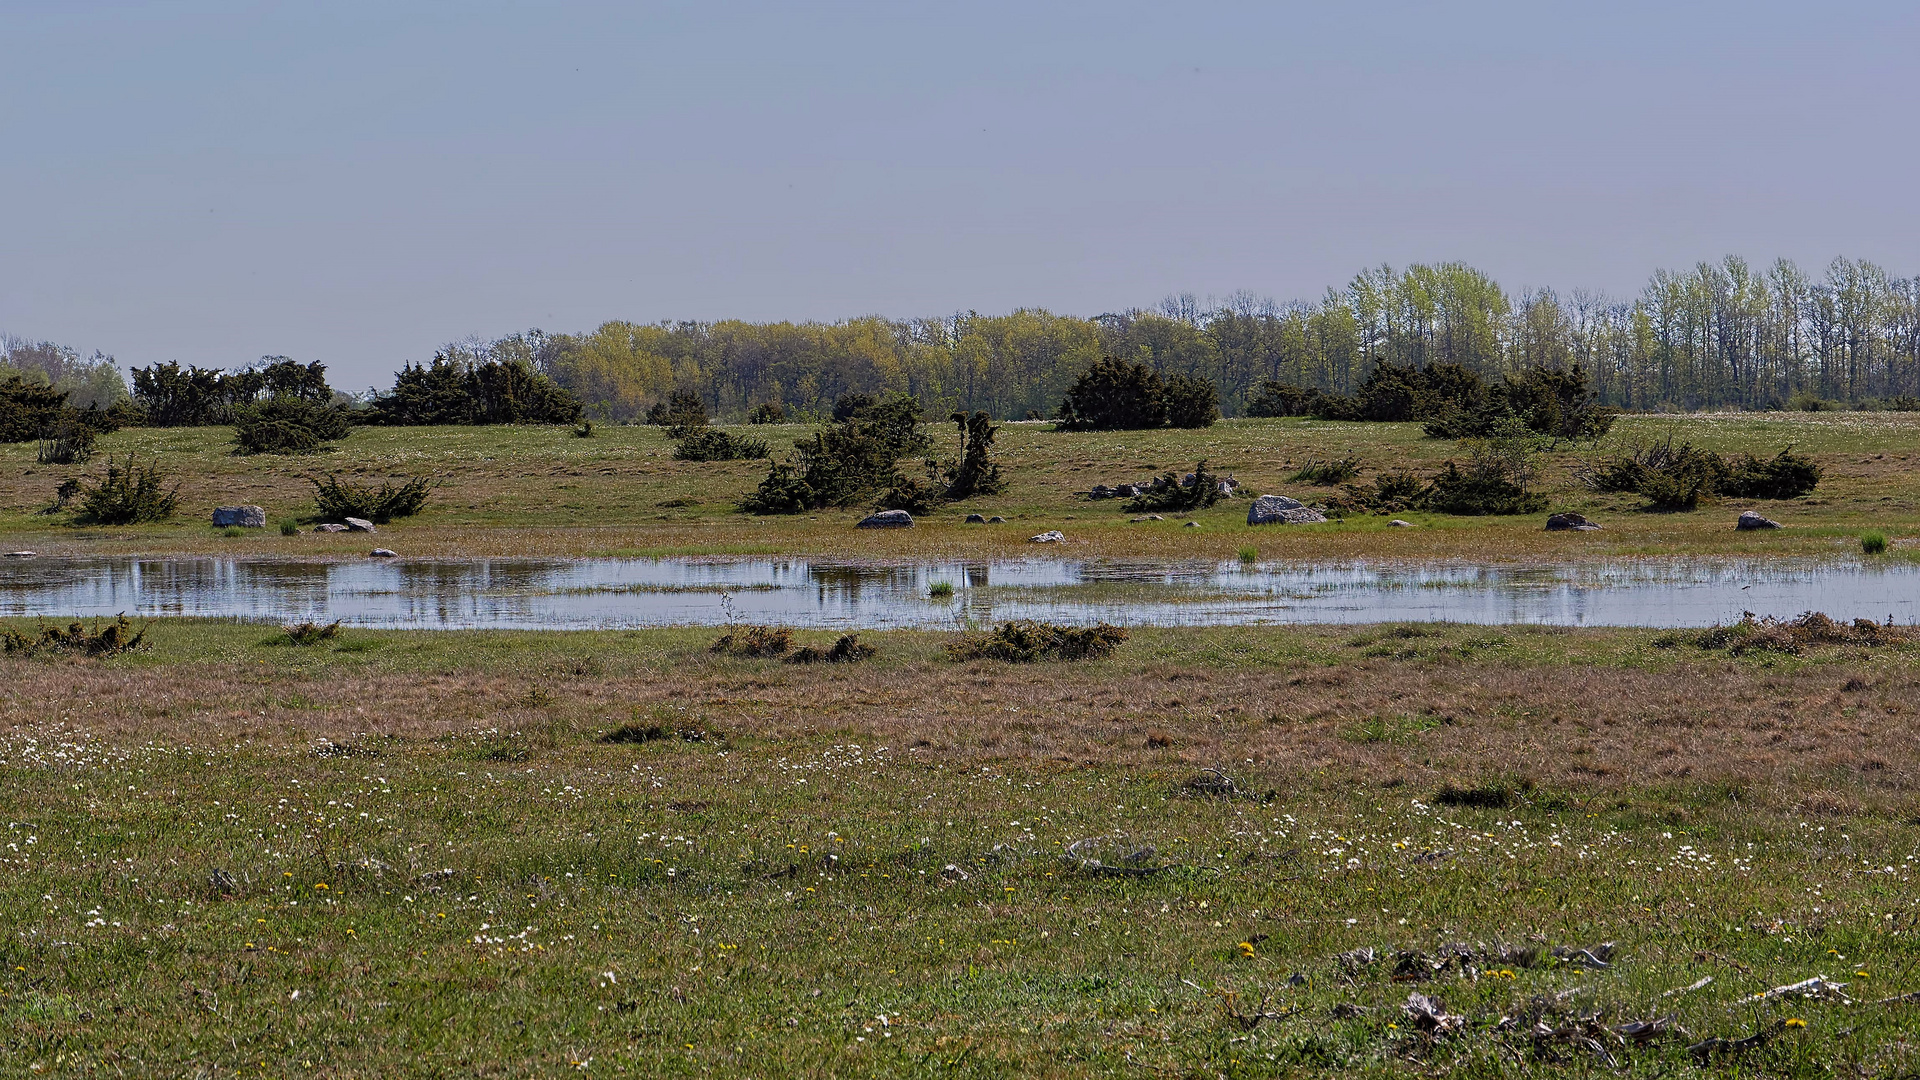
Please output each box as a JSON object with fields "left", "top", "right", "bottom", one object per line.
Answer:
{"left": 36, "top": 414, "right": 97, "bottom": 464}
{"left": 948, "top": 621, "right": 1130, "bottom": 662}
{"left": 1424, "top": 461, "right": 1548, "bottom": 516}
{"left": 1288, "top": 457, "right": 1360, "bottom": 485}
{"left": 1885, "top": 396, "right": 1920, "bottom": 412}
{"left": 672, "top": 428, "right": 769, "bottom": 461}
{"left": 748, "top": 402, "right": 786, "bottom": 424}
{"left": 1163, "top": 373, "right": 1220, "bottom": 429}
{"left": 708, "top": 625, "right": 793, "bottom": 657}
{"left": 832, "top": 392, "right": 879, "bottom": 422}
{"left": 875, "top": 477, "right": 940, "bottom": 515}
{"left": 1322, "top": 471, "right": 1429, "bottom": 516}
{"left": 310, "top": 474, "right": 435, "bottom": 523}
{"left": 233, "top": 396, "right": 353, "bottom": 454}
{"left": 573, "top": 420, "right": 594, "bottom": 438}
{"left": 279, "top": 519, "right": 300, "bottom": 536}
{"left": 3, "top": 616, "right": 148, "bottom": 657}
{"left": 1, "top": 375, "right": 74, "bottom": 443}
{"left": 1862, "top": 531, "right": 1889, "bottom": 555}
{"left": 785, "top": 633, "right": 876, "bottom": 664}
{"left": 1124, "top": 460, "right": 1223, "bottom": 513}
{"left": 1582, "top": 437, "right": 1728, "bottom": 510}
{"left": 277, "top": 621, "right": 342, "bottom": 646}
{"left": 647, "top": 390, "right": 708, "bottom": 433}
{"left": 1055, "top": 357, "right": 1168, "bottom": 430}
{"left": 741, "top": 395, "right": 931, "bottom": 514}
{"left": 1245, "top": 381, "right": 1322, "bottom": 418}
{"left": 1718, "top": 449, "right": 1821, "bottom": 499}
{"left": 74, "top": 455, "right": 178, "bottom": 524}
{"left": 939, "top": 411, "right": 1006, "bottom": 500}
{"left": 369, "top": 354, "right": 581, "bottom": 425}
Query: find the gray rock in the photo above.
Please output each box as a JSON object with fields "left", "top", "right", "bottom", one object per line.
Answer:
{"left": 1111, "top": 484, "right": 1138, "bottom": 498}
{"left": 855, "top": 510, "right": 914, "bottom": 529}
{"left": 212, "top": 505, "right": 267, "bottom": 528}
{"left": 369, "top": 548, "right": 398, "bottom": 558}
{"left": 1087, "top": 485, "right": 1113, "bottom": 500}
{"left": 1028, "top": 530, "right": 1066, "bottom": 543}
{"left": 987, "top": 516, "right": 1006, "bottom": 523}
{"left": 4, "top": 551, "right": 37, "bottom": 558}
{"left": 964, "top": 513, "right": 986, "bottom": 524}
{"left": 1389, "top": 519, "right": 1413, "bottom": 528}
{"left": 1248, "top": 494, "right": 1322, "bottom": 525}
{"left": 343, "top": 517, "right": 377, "bottom": 533}
{"left": 1545, "top": 513, "right": 1601, "bottom": 532}
{"left": 1184, "top": 520, "right": 1201, "bottom": 528}
{"left": 313, "top": 523, "right": 349, "bottom": 533}
{"left": 1736, "top": 510, "right": 1781, "bottom": 531}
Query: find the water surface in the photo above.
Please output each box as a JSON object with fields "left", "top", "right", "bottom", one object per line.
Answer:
{"left": 2, "top": 556, "right": 1915, "bottom": 630}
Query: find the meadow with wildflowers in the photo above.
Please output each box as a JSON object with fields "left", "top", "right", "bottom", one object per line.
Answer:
{"left": 3, "top": 621, "right": 1919, "bottom": 1076}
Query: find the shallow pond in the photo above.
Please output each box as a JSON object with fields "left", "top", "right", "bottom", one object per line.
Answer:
{"left": 1, "top": 555, "right": 1915, "bottom": 630}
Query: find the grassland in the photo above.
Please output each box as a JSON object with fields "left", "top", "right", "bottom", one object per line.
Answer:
{"left": 4, "top": 622, "right": 1920, "bottom": 1077}
{"left": 2, "top": 412, "right": 1917, "bottom": 561}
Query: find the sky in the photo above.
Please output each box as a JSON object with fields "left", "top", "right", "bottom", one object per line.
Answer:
{"left": 3, "top": 0, "right": 1917, "bottom": 389}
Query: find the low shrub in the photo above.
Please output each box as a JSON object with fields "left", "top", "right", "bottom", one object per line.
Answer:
{"left": 741, "top": 394, "right": 931, "bottom": 514}
{"left": 1688, "top": 611, "right": 1915, "bottom": 655}
{"left": 785, "top": 633, "right": 877, "bottom": 664}
{"left": 279, "top": 519, "right": 300, "bottom": 536}
{"left": 672, "top": 428, "right": 769, "bottom": 461}
{"left": 232, "top": 396, "right": 353, "bottom": 455}
{"left": 1124, "top": 459, "right": 1223, "bottom": 513}
{"left": 1862, "top": 531, "right": 1889, "bottom": 556}
{"left": 573, "top": 420, "right": 595, "bottom": 438}
{"left": 1245, "top": 380, "right": 1322, "bottom": 418}
{"left": 36, "top": 418, "right": 96, "bottom": 465}
{"left": 708, "top": 625, "right": 794, "bottom": 657}
{"left": 277, "top": 621, "right": 342, "bottom": 646}
{"left": 947, "top": 620, "right": 1129, "bottom": 662}
{"left": 1288, "top": 457, "right": 1360, "bottom": 485}
{"left": 3, "top": 616, "right": 148, "bottom": 657}
{"left": 748, "top": 402, "right": 786, "bottom": 424}
{"left": 1163, "top": 373, "right": 1221, "bottom": 429}
{"left": 874, "top": 477, "right": 940, "bottom": 515}
{"left": 1423, "top": 461, "right": 1547, "bottom": 516}
{"left": 311, "top": 474, "right": 436, "bottom": 523}
{"left": 74, "top": 455, "right": 179, "bottom": 525}
{"left": 1718, "top": 449, "right": 1821, "bottom": 499}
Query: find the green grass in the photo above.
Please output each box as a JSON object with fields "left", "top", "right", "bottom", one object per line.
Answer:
{"left": 2, "top": 621, "right": 1918, "bottom": 1075}
{"left": 1861, "top": 530, "right": 1889, "bottom": 555}
{"left": 4, "top": 413, "right": 1919, "bottom": 561}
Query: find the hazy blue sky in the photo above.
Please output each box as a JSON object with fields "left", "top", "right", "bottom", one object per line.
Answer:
{"left": 4, "top": 1, "right": 1916, "bottom": 388}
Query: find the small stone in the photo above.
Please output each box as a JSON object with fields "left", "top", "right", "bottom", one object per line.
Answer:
{"left": 987, "top": 516, "right": 1006, "bottom": 523}
{"left": 1028, "top": 530, "right": 1066, "bottom": 543}
{"left": 1248, "top": 494, "right": 1323, "bottom": 525}
{"left": 212, "top": 505, "right": 267, "bottom": 528}
{"left": 369, "top": 548, "right": 398, "bottom": 558}
{"left": 1545, "top": 513, "right": 1601, "bottom": 532}
{"left": 343, "top": 517, "right": 377, "bottom": 533}
{"left": 314, "top": 523, "right": 349, "bottom": 533}
{"left": 965, "top": 513, "right": 986, "bottom": 524}
{"left": 1184, "top": 521, "right": 1201, "bottom": 528}
{"left": 855, "top": 510, "right": 914, "bottom": 529}
{"left": 4, "top": 551, "right": 37, "bottom": 558}
{"left": 1736, "top": 510, "right": 1781, "bottom": 531}
{"left": 1389, "top": 519, "right": 1413, "bottom": 528}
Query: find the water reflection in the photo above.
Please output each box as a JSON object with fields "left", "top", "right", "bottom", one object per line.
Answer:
{"left": 0, "top": 556, "right": 1914, "bottom": 630}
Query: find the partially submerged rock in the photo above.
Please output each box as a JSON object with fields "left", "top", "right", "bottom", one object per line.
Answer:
{"left": 855, "top": 510, "right": 914, "bottom": 529}
{"left": 1247, "top": 494, "right": 1326, "bottom": 525}
{"left": 212, "top": 505, "right": 266, "bottom": 528}
{"left": 1736, "top": 510, "right": 1781, "bottom": 531}
{"left": 1028, "top": 530, "right": 1066, "bottom": 543}
{"left": 1545, "top": 512, "right": 1601, "bottom": 532}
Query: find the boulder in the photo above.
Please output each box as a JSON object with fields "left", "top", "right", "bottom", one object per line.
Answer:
{"left": 1111, "top": 484, "right": 1139, "bottom": 498}
{"left": 1736, "top": 510, "right": 1781, "bottom": 531}
{"left": 1087, "top": 485, "right": 1113, "bottom": 500}
{"left": 1247, "top": 494, "right": 1324, "bottom": 525}
{"left": 1545, "top": 513, "right": 1601, "bottom": 532}
{"left": 343, "top": 517, "right": 377, "bottom": 533}
{"left": 369, "top": 548, "right": 398, "bottom": 558}
{"left": 1028, "top": 530, "right": 1066, "bottom": 543}
{"left": 964, "top": 513, "right": 987, "bottom": 524}
{"left": 1389, "top": 519, "right": 1413, "bottom": 528}
{"left": 212, "top": 505, "right": 267, "bottom": 528}
{"left": 313, "top": 523, "right": 349, "bottom": 533}
{"left": 855, "top": 510, "right": 914, "bottom": 529}
{"left": 987, "top": 516, "right": 1006, "bottom": 523}
{"left": 1183, "top": 520, "right": 1201, "bottom": 528}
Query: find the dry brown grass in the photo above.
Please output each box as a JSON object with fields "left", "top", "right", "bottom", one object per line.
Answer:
{"left": 7, "top": 623, "right": 1914, "bottom": 818}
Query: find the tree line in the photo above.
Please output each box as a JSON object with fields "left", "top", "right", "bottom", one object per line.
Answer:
{"left": 523, "top": 256, "right": 1920, "bottom": 419}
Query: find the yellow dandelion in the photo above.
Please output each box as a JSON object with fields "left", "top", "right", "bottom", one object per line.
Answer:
{"left": 1785, "top": 1018, "right": 1807, "bottom": 1029}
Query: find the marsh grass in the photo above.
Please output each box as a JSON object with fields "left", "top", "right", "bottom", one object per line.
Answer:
{"left": 1862, "top": 530, "right": 1889, "bottom": 555}
{"left": 2, "top": 621, "right": 1918, "bottom": 1076}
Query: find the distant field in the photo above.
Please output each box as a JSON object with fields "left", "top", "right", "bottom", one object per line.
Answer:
{"left": 3, "top": 621, "right": 1919, "bottom": 1076}
{"left": 2, "top": 412, "right": 1917, "bottom": 561}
